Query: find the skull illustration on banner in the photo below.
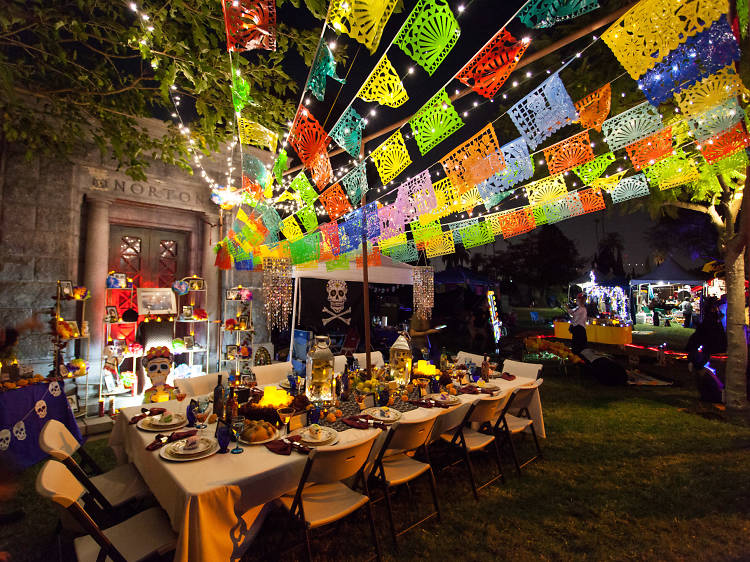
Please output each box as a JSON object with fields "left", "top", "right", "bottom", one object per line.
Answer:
{"left": 323, "top": 280, "right": 351, "bottom": 326}
{"left": 143, "top": 346, "right": 176, "bottom": 403}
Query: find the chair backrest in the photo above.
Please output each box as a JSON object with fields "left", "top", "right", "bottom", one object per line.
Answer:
{"left": 307, "top": 432, "right": 380, "bottom": 484}
{"left": 468, "top": 395, "right": 504, "bottom": 424}
{"left": 427, "top": 402, "right": 473, "bottom": 444}
{"left": 502, "top": 359, "right": 542, "bottom": 380}
{"left": 39, "top": 419, "right": 80, "bottom": 461}
{"left": 36, "top": 459, "right": 85, "bottom": 507}
{"left": 385, "top": 417, "right": 437, "bottom": 452}
{"left": 511, "top": 379, "right": 542, "bottom": 411}
{"left": 455, "top": 351, "right": 484, "bottom": 366}
{"left": 176, "top": 372, "right": 224, "bottom": 397}
{"left": 333, "top": 355, "right": 347, "bottom": 375}
{"left": 352, "top": 351, "right": 384, "bottom": 368}
{"left": 254, "top": 362, "right": 293, "bottom": 386}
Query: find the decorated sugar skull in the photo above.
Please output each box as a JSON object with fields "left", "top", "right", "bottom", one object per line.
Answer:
{"left": 326, "top": 280, "right": 347, "bottom": 314}
{"left": 35, "top": 399, "right": 47, "bottom": 419}
{"left": 0, "top": 429, "right": 10, "bottom": 451}
{"left": 48, "top": 381, "right": 62, "bottom": 397}
{"left": 13, "top": 421, "right": 26, "bottom": 441}
{"left": 144, "top": 347, "right": 173, "bottom": 388}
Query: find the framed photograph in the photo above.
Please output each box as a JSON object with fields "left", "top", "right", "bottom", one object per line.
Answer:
{"left": 105, "top": 306, "right": 119, "bottom": 323}
{"left": 237, "top": 315, "right": 249, "bottom": 330}
{"left": 226, "top": 288, "right": 239, "bottom": 301}
{"left": 181, "top": 305, "right": 194, "bottom": 319}
{"left": 188, "top": 278, "right": 205, "bottom": 291}
{"left": 103, "top": 373, "right": 116, "bottom": 393}
{"left": 226, "top": 345, "right": 238, "bottom": 360}
{"left": 136, "top": 288, "right": 176, "bottom": 315}
{"left": 240, "top": 361, "right": 253, "bottom": 376}
{"left": 183, "top": 335, "right": 194, "bottom": 349}
{"left": 240, "top": 374, "right": 254, "bottom": 387}
{"left": 113, "top": 273, "right": 127, "bottom": 287}
{"left": 66, "top": 395, "right": 79, "bottom": 414}
{"left": 59, "top": 280, "right": 74, "bottom": 298}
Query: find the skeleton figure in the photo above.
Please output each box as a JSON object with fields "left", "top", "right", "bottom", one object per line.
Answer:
{"left": 143, "top": 346, "right": 176, "bottom": 404}
{"left": 323, "top": 280, "right": 352, "bottom": 326}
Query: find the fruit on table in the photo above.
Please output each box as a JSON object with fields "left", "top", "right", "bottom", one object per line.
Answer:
{"left": 325, "top": 412, "right": 337, "bottom": 423}
{"left": 241, "top": 420, "right": 276, "bottom": 442}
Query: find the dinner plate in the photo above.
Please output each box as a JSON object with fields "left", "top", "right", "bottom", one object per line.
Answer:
{"left": 136, "top": 417, "right": 188, "bottom": 432}
{"left": 149, "top": 412, "right": 187, "bottom": 427}
{"left": 159, "top": 439, "right": 219, "bottom": 462}
{"left": 292, "top": 426, "right": 338, "bottom": 447}
{"left": 362, "top": 407, "right": 402, "bottom": 424}
{"left": 426, "top": 393, "right": 460, "bottom": 406}
{"left": 238, "top": 427, "right": 280, "bottom": 445}
{"left": 168, "top": 436, "right": 215, "bottom": 456}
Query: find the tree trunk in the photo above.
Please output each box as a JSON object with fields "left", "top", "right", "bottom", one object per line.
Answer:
{"left": 723, "top": 246, "right": 748, "bottom": 409}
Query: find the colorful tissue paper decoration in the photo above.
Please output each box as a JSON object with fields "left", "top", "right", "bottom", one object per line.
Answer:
{"left": 498, "top": 207, "right": 535, "bottom": 238}
{"left": 578, "top": 187, "right": 606, "bottom": 213}
{"left": 309, "top": 150, "right": 332, "bottom": 190}
{"left": 396, "top": 170, "right": 437, "bottom": 222}
{"left": 644, "top": 150, "right": 700, "bottom": 190}
{"left": 456, "top": 29, "right": 530, "bottom": 99}
{"left": 231, "top": 68, "right": 252, "bottom": 112}
{"left": 330, "top": 108, "right": 365, "bottom": 158}
{"left": 329, "top": 0, "right": 398, "bottom": 54}
{"left": 601, "top": 0, "right": 726, "bottom": 79}
{"left": 238, "top": 119, "right": 278, "bottom": 153}
{"left": 712, "top": 149, "right": 749, "bottom": 179}
{"left": 687, "top": 98, "right": 744, "bottom": 142}
{"left": 477, "top": 138, "right": 534, "bottom": 203}
{"left": 289, "top": 107, "right": 330, "bottom": 167}
{"left": 698, "top": 123, "right": 750, "bottom": 164}
{"left": 308, "top": 44, "right": 345, "bottom": 101}
{"left": 371, "top": 130, "right": 412, "bottom": 184}
{"left": 409, "top": 89, "right": 464, "bottom": 155}
{"left": 356, "top": 245, "right": 382, "bottom": 267}
{"left": 364, "top": 202, "right": 381, "bottom": 239}
{"left": 357, "top": 56, "right": 409, "bottom": 108}
{"left": 625, "top": 127, "right": 674, "bottom": 170}
{"left": 525, "top": 174, "right": 568, "bottom": 205}
{"left": 573, "top": 152, "right": 615, "bottom": 184}
{"left": 295, "top": 205, "right": 318, "bottom": 232}
{"left": 385, "top": 241, "right": 419, "bottom": 263}
{"left": 508, "top": 72, "right": 578, "bottom": 149}
{"left": 637, "top": 15, "right": 740, "bottom": 106}
{"left": 262, "top": 258, "right": 293, "bottom": 331}
{"left": 378, "top": 202, "right": 406, "bottom": 240}
{"left": 290, "top": 232, "right": 321, "bottom": 265}
{"left": 609, "top": 173, "right": 651, "bottom": 204}
{"left": 518, "top": 0, "right": 600, "bottom": 29}
{"left": 341, "top": 161, "right": 368, "bottom": 203}
{"left": 222, "top": 0, "right": 276, "bottom": 52}
{"left": 543, "top": 130, "right": 595, "bottom": 175}
{"left": 291, "top": 172, "right": 318, "bottom": 206}
{"left": 280, "top": 215, "right": 304, "bottom": 242}
{"left": 458, "top": 221, "right": 494, "bottom": 249}
{"left": 574, "top": 82, "right": 611, "bottom": 132}
{"left": 602, "top": 102, "right": 663, "bottom": 152}
{"left": 395, "top": 0, "right": 460, "bottom": 76}
{"left": 410, "top": 219, "right": 443, "bottom": 244}
{"left": 319, "top": 221, "right": 341, "bottom": 258}
{"left": 440, "top": 124, "right": 506, "bottom": 194}
{"left": 424, "top": 231, "right": 456, "bottom": 257}
{"left": 673, "top": 65, "right": 747, "bottom": 119}
{"left": 242, "top": 154, "right": 272, "bottom": 190}
{"left": 319, "top": 183, "right": 352, "bottom": 221}
{"left": 272, "top": 150, "right": 288, "bottom": 184}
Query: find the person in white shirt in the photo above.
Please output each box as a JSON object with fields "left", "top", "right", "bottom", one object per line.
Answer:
{"left": 566, "top": 293, "right": 588, "bottom": 354}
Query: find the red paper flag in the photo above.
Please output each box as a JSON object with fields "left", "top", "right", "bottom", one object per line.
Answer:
{"left": 289, "top": 107, "right": 331, "bottom": 167}
{"left": 221, "top": 0, "right": 276, "bottom": 52}
{"left": 456, "top": 29, "right": 530, "bottom": 99}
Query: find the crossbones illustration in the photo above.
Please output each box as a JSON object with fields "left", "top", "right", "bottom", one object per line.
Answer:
{"left": 322, "top": 306, "right": 352, "bottom": 325}
{"left": 323, "top": 280, "right": 351, "bottom": 325}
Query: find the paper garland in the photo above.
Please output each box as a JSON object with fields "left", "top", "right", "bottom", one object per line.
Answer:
{"left": 518, "top": 0, "right": 600, "bottom": 29}
{"left": 238, "top": 119, "right": 278, "bottom": 153}
{"left": 222, "top": 0, "right": 276, "bottom": 52}
{"left": 601, "top": 0, "right": 727, "bottom": 79}
{"left": 308, "top": 44, "right": 345, "bottom": 102}
{"left": 357, "top": 55, "right": 409, "bottom": 108}
{"left": 319, "top": 222, "right": 341, "bottom": 258}
{"left": 289, "top": 107, "right": 330, "bottom": 166}
{"left": 329, "top": 0, "right": 398, "bottom": 54}
{"left": 280, "top": 215, "right": 304, "bottom": 242}
{"left": 644, "top": 150, "right": 700, "bottom": 190}
{"left": 309, "top": 150, "right": 332, "bottom": 190}
{"left": 378, "top": 202, "right": 405, "bottom": 240}
{"left": 574, "top": 83, "right": 611, "bottom": 132}
{"left": 526, "top": 174, "right": 567, "bottom": 205}
{"left": 458, "top": 221, "right": 494, "bottom": 248}
{"left": 456, "top": 29, "right": 530, "bottom": 99}
{"left": 396, "top": 170, "right": 437, "bottom": 222}
{"left": 573, "top": 152, "right": 615, "bottom": 184}
{"left": 371, "top": 130, "right": 412, "bottom": 185}
{"left": 477, "top": 138, "right": 534, "bottom": 203}
{"left": 602, "top": 102, "right": 663, "bottom": 152}
{"left": 609, "top": 173, "right": 651, "bottom": 204}
{"left": 272, "top": 150, "right": 287, "bottom": 185}
{"left": 698, "top": 123, "right": 750, "bottom": 164}
{"left": 409, "top": 89, "right": 464, "bottom": 155}
{"left": 290, "top": 232, "right": 321, "bottom": 265}
{"left": 673, "top": 65, "right": 747, "bottom": 119}
{"left": 386, "top": 241, "right": 419, "bottom": 263}
{"left": 341, "top": 161, "right": 369, "bottom": 204}
{"left": 440, "top": 124, "right": 505, "bottom": 194}
{"left": 395, "top": 0, "right": 460, "bottom": 76}
{"left": 687, "top": 98, "right": 744, "bottom": 142}
{"left": 319, "top": 183, "right": 352, "bottom": 221}
{"left": 231, "top": 68, "right": 252, "bottom": 112}
{"left": 625, "top": 127, "right": 674, "bottom": 170}
{"left": 296, "top": 205, "right": 318, "bottom": 232}
{"left": 508, "top": 72, "right": 578, "bottom": 149}
{"left": 330, "top": 107, "right": 365, "bottom": 158}
{"left": 290, "top": 172, "right": 318, "bottom": 206}
{"left": 424, "top": 231, "right": 455, "bottom": 257}
{"left": 543, "top": 130, "right": 595, "bottom": 176}
{"left": 356, "top": 245, "right": 382, "bottom": 268}
{"left": 364, "top": 202, "right": 381, "bottom": 239}
{"left": 498, "top": 208, "right": 535, "bottom": 238}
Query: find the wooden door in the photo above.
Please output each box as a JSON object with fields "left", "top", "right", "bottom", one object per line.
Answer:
{"left": 109, "top": 226, "right": 188, "bottom": 287}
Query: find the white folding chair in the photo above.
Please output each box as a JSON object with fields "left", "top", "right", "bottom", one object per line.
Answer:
{"left": 502, "top": 359, "right": 542, "bottom": 380}
{"left": 39, "top": 420, "right": 149, "bottom": 511}
{"left": 253, "top": 362, "right": 293, "bottom": 386}
{"left": 369, "top": 418, "right": 440, "bottom": 548}
{"left": 279, "top": 432, "right": 382, "bottom": 561}
{"left": 36, "top": 460, "right": 176, "bottom": 562}
{"left": 352, "top": 351, "right": 385, "bottom": 368}
{"left": 333, "top": 355, "right": 347, "bottom": 375}
{"left": 175, "top": 371, "right": 224, "bottom": 397}
{"left": 493, "top": 380, "right": 544, "bottom": 476}
{"left": 455, "top": 351, "right": 484, "bottom": 367}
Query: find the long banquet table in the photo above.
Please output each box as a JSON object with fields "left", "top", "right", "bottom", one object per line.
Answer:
{"left": 109, "top": 374, "right": 544, "bottom": 562}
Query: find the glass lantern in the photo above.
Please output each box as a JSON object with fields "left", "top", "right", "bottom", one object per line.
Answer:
{"left": 389, "top": 331, "right": 413, "bottom": 386}
{"left": 306, "top": 335, "right": 335, "bottom": 405}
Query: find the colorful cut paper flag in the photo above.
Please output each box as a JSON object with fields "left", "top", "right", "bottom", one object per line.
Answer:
{"left": 395, "top": 0, "right": 460, "bottom": 76}
{"left": 602, "top": 102, "right": 662, "bottom": 152}
{"left": 307, "top": 44, "right": 345, "bottom": 101}
{"left": 238, "top": 119, "right": 278, "bottom": 152}
{"left": 609, "top": 173, "right": 650, "bottom": 204}
{"left": 525, "top": 174, "right": 567, "bottom": 205}
{"left": 456, "top": 29, "right": 530, "bottom": 99}
{"left": 573, "top": 152, "right": 615, "bottom": 184}
{"left": 698, "top": 122, "right": 750, "bottom": 164}
{"left": 319, "top": 183, "right": 352, "bottom": 221}
{"left": 519, "top": 0, "right": 600, "bottom": 29}
{"left": 409, "top": 89, "right": 464, "bottom": 155}
{"left": 330, "top": 108, "right": 365, "bottom": 157}
{"left": 440, "top": 124, "right": 505, "bottom": 193}
{"left": 289, "top": 107, "right": 330, "bottom": 167}
{"left": 329, "top": 0, "right": 399, "bottom": 54}
{"left": 221, "top": 0, "right": 276, "bottom": 52}
{"left": 396, "top": 170, "right": 437, "bottom": 222}
{"left": 357, "top": 55, "right": 409, "bottom": 108}
{"left": 371, "top": 130, "right": 412, "bottom": 185}
{"left": 543, "top": 130, "right": 595, "bottom": 176}
{"left": 625, "top": 128, "right": 673, "bottom": 170}
{"left": 574, "top": 83, "right": 611, "bottom": 132}
{"left": 673, "top": 65, "right": 747, "bottom": 119}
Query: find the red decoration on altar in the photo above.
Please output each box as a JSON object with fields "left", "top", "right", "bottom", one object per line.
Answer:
{"left": 699, "top": 122, "right": 750, "bottom": 164}
{"left": 319, "top": 221, "right": 341, "bottom": 259}
{"left": 499, "top": 208, "right": 535, "bottom": 239}
{"left": 574, "top": 83, "right": 611, "bottom": 132}
{"left": 215, "top": 242, "right": 233, "bottom": 270}
{"left": 289, "top": 107, "right": 331, "bottom": 167}
{"left": 319, "top": 183, "right": 352, "bottom": 221}
{"left": 578, "top": 187, "right": 606, "bottom": 213}
{"left": 221, "top": 0, "right": 276, "bottom": 52}
{"left": 625, "top": 127, "right": 673, "bottom": 170}
{"left": 543, "top": 130, "right": 595, "bottom": 175}
{"left": 456, "top": 29, "right": 530, "bottom": 99}
{"left": 310, "top": 150, "right": 332, "bottom": 190}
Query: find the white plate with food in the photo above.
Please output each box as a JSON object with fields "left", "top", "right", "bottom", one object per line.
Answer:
{"left": 292, "top": 425, "right": 339, "bottom": 447}
{"left": 238, "top": 420, "right": 279, "bottom": 445}
{"left": 159, "top": 438, "right": 219, "bottom": 462}
{"left": 136, "top": 416, "right": 188, "bottom": 432}
{"left": 426, "top": 393, "right": 461, "bottom": 406}
{"left": 168, "top": 436, "right": 215, "bottom": 456}
{"left": 362, "top": 406, "right": 402, "bottom": 424}
{"left": 148, "top": 412, "right": 187, "bottom": 427}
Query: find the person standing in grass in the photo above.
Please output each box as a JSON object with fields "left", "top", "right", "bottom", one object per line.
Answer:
{"left": 566, "top": 293, "right": 588, "bottom": 355}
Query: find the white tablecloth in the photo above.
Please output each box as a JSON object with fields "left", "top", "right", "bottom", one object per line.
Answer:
{"left": 109, "top": 375, "right": 544, "bottom": 562}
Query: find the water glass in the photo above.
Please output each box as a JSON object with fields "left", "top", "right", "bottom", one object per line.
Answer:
{"left": 231, "top": 416, "right": 245, "bottom": 454}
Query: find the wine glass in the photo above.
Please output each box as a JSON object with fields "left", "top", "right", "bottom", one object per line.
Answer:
{"left": 194, "top": 398, "right": 210, "bottom": 429}
{"left": 175, "top": 386, "right": 187, "bottom": 402}
{"left": 277, "top": 407, "right": 294, "bottom": 437}
{"left": 230, "top": 416, "right": 245, "bottom": 454}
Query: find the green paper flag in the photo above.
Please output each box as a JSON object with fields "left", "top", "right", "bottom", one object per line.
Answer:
{"left": 231, "top": 67, "right": 253, "bottom": 113}
{"left": 395, "top": 0, "right": 460, "bottom": 76}
{"left": 408, "top": 89, "right": 464, "bottom": 155}
{"left": 272, "top": 149, "right": 288, "bottom": 185}
{"left": 307, "top": 45, "right": 345, "bottom": 101}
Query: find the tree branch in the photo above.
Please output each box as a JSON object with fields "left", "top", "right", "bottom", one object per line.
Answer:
{"left": 663, "top": 200, "right": 724, "bottom": 228}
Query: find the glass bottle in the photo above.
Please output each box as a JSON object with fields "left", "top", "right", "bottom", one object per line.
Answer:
{"left": 305, "top": 336, "right": 335, "bottom": 405}
{"left": 389, "top": 331, "right": 413, "bottom": 387}
{"left": 213, "top": 374, "right": 225, "bottom": 420}
{"left": 440, "top": 347, "right": 449, "bottom": 372}
{"left": 481, "top": 355, "right": 491, "bottom": 382}
{"left": 224, "top": 387, "right": 238, "bottom": 427}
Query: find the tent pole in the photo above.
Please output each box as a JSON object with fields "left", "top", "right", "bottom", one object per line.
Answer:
{"left": 361, "top": 192, "right": 372, "bottom": 375}
{"left": 289, "top": 275, "right": 299, "bottom": 362}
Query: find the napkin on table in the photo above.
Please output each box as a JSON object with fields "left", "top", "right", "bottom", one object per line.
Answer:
{"left": 500, "top": 372, "right": 516, "bottom": 381}
{"left": 342, "top": 414, "right": 387, "bottom": 430}
{"left": 146, "top": 429, "right": 197, "bottom": 451}
{"left": 129, "top": 408, "right": 167, "bottom": 424}
{"left": 409, "top": 399, "right": 452, "bottom": 409}
{"left": 459, "top": 386, "right": 496, "bottom": 395}
{"left": 265, "top": 435, "right": 311, "bottom": 455}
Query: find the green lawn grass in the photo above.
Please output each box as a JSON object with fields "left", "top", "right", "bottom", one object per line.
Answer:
{"left": 632, "top": 323, "right": 695, "bottom": 350}
{"left": 4, "top": 373, "right": 750, "bottom": 562}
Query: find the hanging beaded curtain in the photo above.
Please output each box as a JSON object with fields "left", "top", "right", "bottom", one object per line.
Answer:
{"left": 456, "top": 29, "right": 530, "bottom": 99}
{"left": 289, "top": 107, "right": 330, "bottom": 166}
{"left": 518, "top": 0, "right": 600, "bottom": 29}
{"left": 644, "top": 150, "right": 700, "bottom": 190}
{"left": 330, "top": 108, "right": 366, "bottom": 157}
{"left": 574, "top": 83, "right": 611, "bottom": 131}
{"left": 319, "top": 183, "right": 353, "bottom": 221}
{"left": 395, "top": 0, "right": 460, "bottom": 76}
{"left": 357, "top": 55, "right": 409, "bottom": 107}
{"left": 409, "top": 89, "right": 464, "bottom": 155}
{"left": 222, "top": 0, "right": 277, "bottom": 52}
{"left": 609, "top": 174, "right": 651, "bottom": 204}
{"left": 543, "top": 130, "right": 595, "bottom": 175}
{"left": 341, "top": 161, "right": 369, "bottom": 204}
{"left": 508, "top": 72, "right": 578, "bottom": 149}
{"left": 601, "top": 0, "right": 727, "bottom": 79}
{"left": 413, "top": 266, "right": 435, "bottom": 319}
{"left": 687, "top": 98, "right": 744, "bottom": 142}
{"left": 601, "top": 102, "right": 663, "bottom": 152}
{"left": 673, "top": 65, "right": 747, "bottom": 119}
{"left": 698, "top": 123, "right": 750, "bottom": 164}
{"left": 525, "top": 174, "right": 567, "bottom": 205}
{"left": 396, "top": 170, "right": 437, "bottom": 222}
{"left": 637, "top": 15, "right": 740, "bottom": 106}
{"left": 371, "top": 130, "right": 412, "bottom": 184}
{"left": 439, "top": 124, "right": 506, "bottom": 193}
{"left": 238, "top": 119, "right": 278, "bottom": 152}
{"left": 263, "top": 258, "right": 293, "bottom": 331}
{"left": 307, "top": 44, "right": 345, "bottom": 101}
{"left": 572, "top": 152, "right": 615, "bottom": 184}
{"left": 625, "top": 127, "right": 674, "bottom": 170}
{"left": 329, "top": 0, "right": 399, "bottom": 54}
